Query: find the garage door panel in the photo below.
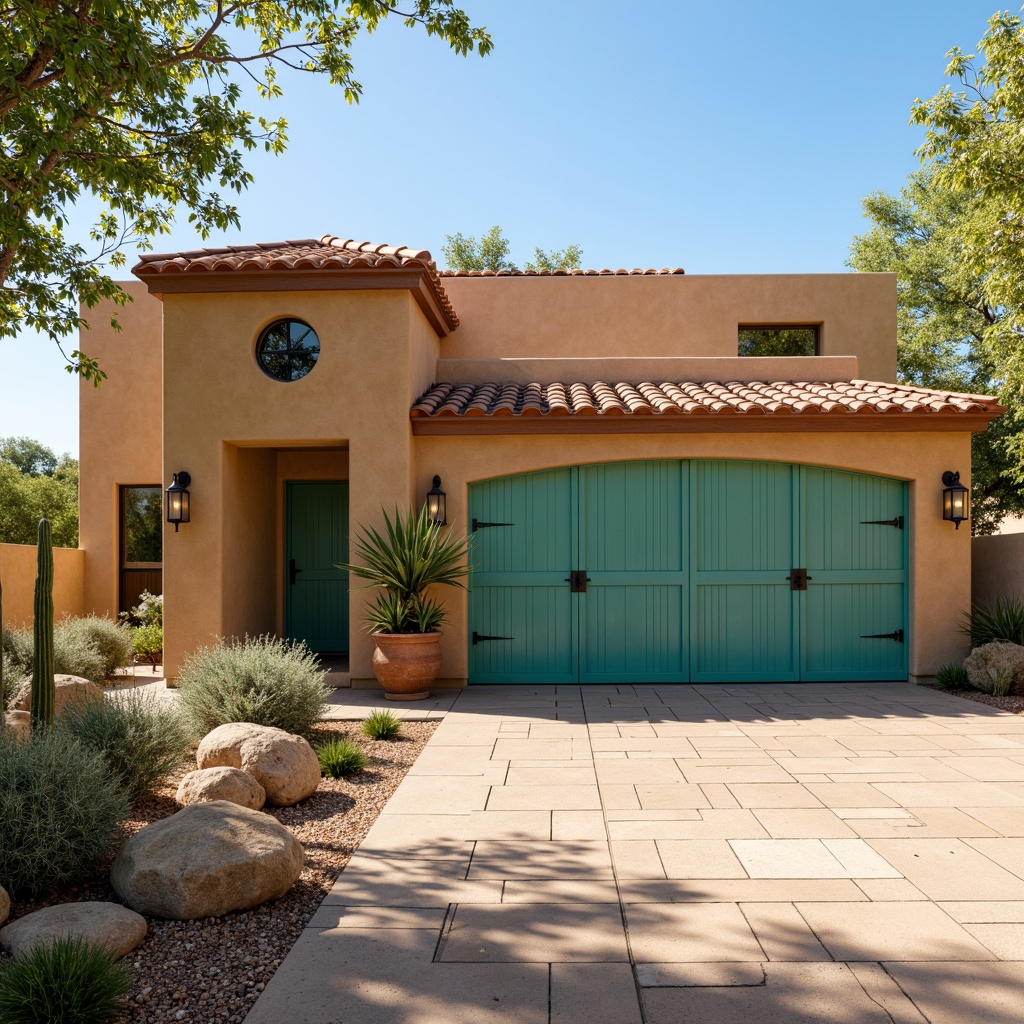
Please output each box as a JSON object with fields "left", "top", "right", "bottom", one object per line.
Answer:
{"left": 693, "top": 583, "right": 797, "bottom": 681}
{"left": 580, "top": 584, "right": 686, "bottom": 682}
{"left": 470, "top": 585, "right": 576, "bottom": 683}
{"left": 803, "top": 582, "right": 907, "bottom": 680}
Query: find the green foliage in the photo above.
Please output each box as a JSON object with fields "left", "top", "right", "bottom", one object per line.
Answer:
{"left": 935, "top": 662, "right": 971, "bottom": 690}
{"left": 119, "top": 590, "right": 162, "bottom": 629}
{"left": 848, "top": 169, "right": 1024, "bottom": 534}
{"left": 4, "top": 621, "right": 107, "bottom": 685}
{"left": 0, "top": 652, "right": 28, "bottom": 715}
{"left": 362, "top": 708, "right": 402, "bottom": 741}
{"left": 0, "top": 935, "right": 130, "bottom": 1024}
{"left": 0, "top": 3, "right": 491, "bottom": 374}
{"left": 964, "top": 595, "right": 1024, "bottom": 648}
{"left": 176, "top": 635, "right": 330, "bottom": 739}
{"left": 442, "top": 226, "right": 583, "bottom": 272}
{"left": 990, "top": 667, "right": 1012, "bottom": 697}
{"left": 0, "top": 730, "right": 128, "bottom": 894}
{"left": 57, "top": 617, "right": 133, "bottom": 681}
{"left": 59, "top": 689, "right": 190, "bottom": 802}
{"left": 316, "top": 736, "right": 367, "bottom": 777}
{"left": 131, "top": 623, "right": 164, "bottom": 669}
{"left": 0, "top": 449, "right": 78, "bottom": 546}
{"left": 911, "top": 10, "right": 1024, "bottom": 366}
{"left": 30, "top": 519, "right": 54, "bottom": 730}
{"left": 738, "top": 327, "right": 817, "bottom": 357}
{"left": 340, "top": 504, "right": 472, "bottom": 634}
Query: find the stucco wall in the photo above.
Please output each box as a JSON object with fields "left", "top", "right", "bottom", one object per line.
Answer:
{"left": 0, "top": 543, "right": 86, "bottom": 628}
{"left": 972, "top": 534, "right": 1024, "bottom": 610}
{"left": 159, "top": 289, "right": 421, "bottom": 681}
{"left": 79, "top": 281, "right": 164, "bottom": 617}
{"left": 439, "top": 274, "right": 897, "bottom": 383}
{"left": 410, "top": 429, "right": 974, "bottom": 687}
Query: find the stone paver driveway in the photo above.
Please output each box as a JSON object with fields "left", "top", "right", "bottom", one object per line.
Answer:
{"left": 246, "top": 683, "right": 1024, "bottom": 1024}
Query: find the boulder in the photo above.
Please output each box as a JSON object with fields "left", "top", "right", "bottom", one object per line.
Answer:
{"left": 15, "top": 675, "right": 103, "bottom": 717}
{"left": 176, "top": 766, "right": 266, "bottom": 810}
{"left": 964, "top": 641, "right": 1024, "bottom": 695}
{"left": 111, "top": 801, "right": 304, "bottom": 920}
{"left": 0, "top": 901, "right": 146, "bottom": 959}
{"left": 0, "top": 884, "right": 8, "bottom": 928}
{"left": 197, "top": 723, "right": 321, "bottom": 806}
{"left": 3, "top": 710, "right": 30, "bottom": 742}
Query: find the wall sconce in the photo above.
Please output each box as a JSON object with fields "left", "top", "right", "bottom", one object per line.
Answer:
{"left": 166, "top": 471, "right": 191, "bottom": 532}
{"left": 425, "top": 475, "right": 447, "bottom": 526}
{"left": 941, "top": 470, "right": 969, "bottom": 530}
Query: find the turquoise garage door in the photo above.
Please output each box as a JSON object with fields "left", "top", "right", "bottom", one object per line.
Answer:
{"left": 468, "top": 461, "right": 907, "bottom": 684}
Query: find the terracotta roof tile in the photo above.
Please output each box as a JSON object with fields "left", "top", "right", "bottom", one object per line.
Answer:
{"left": 133, "top": 235, "right": 457, "bottom": 330}
{"left": 439, "top": 266, "right": 685, "bottom": 277}
{"left": 410, "top": 378, "right": 1004, "bottom": 424}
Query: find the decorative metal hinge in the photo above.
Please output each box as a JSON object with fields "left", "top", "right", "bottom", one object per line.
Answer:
{"left": 472, "top": 631, "right": 515, "bottom": 645}
{"left": 860, "top": 629, "right": 905, "bottom": 643}
{"left": 786, "top": 568, "right": 811, "bottom": 591}
{"left": 860, "top": 516, "right": 905, "bottom": 530}
{"left": 564, "top": 570, "right": 591, "bottom": 593}
{"left": 472, "top": 519, "right": 514, "bottom": 532}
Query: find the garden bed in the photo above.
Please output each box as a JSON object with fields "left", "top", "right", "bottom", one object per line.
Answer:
{"left": 1, "top": 720, "right": 437, "bottom": 1023}
{"left": 925, "top": 685, "right": 1024, "bottom": 715}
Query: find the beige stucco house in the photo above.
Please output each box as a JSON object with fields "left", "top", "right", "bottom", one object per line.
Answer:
{"left": 66, "top": 235, "right": 1001, "bottom": 687}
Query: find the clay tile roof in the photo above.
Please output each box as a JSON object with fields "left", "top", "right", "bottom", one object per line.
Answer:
{"left": 410, "top": 378, "right": 1005, "bottom": 429}
{"left": 439, "top": 266, "right": 685, "bottom": 277}
{"left": 133, "top": 235, "right": 457, "bottom": 330}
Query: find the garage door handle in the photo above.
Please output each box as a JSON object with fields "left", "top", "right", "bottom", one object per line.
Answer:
{"left": 786, "top": 569, "right": 811, "bottom": 590}
{"left": 566, "top": 571, "right": 590, "bottom": 593}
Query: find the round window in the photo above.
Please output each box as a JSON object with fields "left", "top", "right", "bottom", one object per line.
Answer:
{"left": 255, "top": 319, "right": 320, "bottom": 382}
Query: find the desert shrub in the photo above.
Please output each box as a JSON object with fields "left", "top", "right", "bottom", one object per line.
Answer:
{"left": 362, "top": 708, "right": 402, "bottom": 741}
{"left": 1, "top": 626, "right": 32, "bottom": 677}
{"left": 316, "top": 737, "right": 366, "bottom": 777}
{"left": 130, "top": 623, "right": 163, "bottom": 669}
{"left": 935, "top": 663, "right": 971, "bottom": 691}
{"left": 965, "top": 595, "right": 1024, "bottom": 648}
{"left": 0, "top": 731, "right": 128, "bottom": 894}
{"left": 1, "top": 650, "right": 28, "bottom": 713}
{"left": 176, "top": 635, "right": 330, "bottom": 739}
{"left": 0, "top": 936, "right": 130, "bottom": 1024}
{"left": 3, "top": 623, "right": 104, "bottom": 684}
{"left": 56, "top": 616, "right": 133, "bottom": 681}
{"left": 59, "top": 689, "right": 190, "bottom": 801}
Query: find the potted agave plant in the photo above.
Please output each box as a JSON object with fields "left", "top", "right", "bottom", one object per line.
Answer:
{"left": 339, "top": 505, "right": 471, "bottom": 700}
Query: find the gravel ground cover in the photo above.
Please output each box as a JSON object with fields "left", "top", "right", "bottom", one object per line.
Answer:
{"left": 1, "top": 720, "right": 437, "bottom": 1023}
{"left": 924, "top": 684, "right": 1024, "bottom": 714}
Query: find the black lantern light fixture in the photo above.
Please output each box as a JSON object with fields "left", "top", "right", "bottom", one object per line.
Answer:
{"left": 941, "top": 470, "right": 970, "bottom": 530}
{"left": 425, "top": 475, "right": 447, "bottom": 526}
{"left": 166, "top": 471, "right": 191, "bottom": 532}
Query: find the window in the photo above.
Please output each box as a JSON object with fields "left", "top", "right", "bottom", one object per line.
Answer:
{"left": 120, "top": 486, "right": 162, "bottom": 614}
{"left": 256, "top": 319, "right": 320, "bottom": 382}
{"left": 738, "top": 325, "right": 819, "bottom": 357}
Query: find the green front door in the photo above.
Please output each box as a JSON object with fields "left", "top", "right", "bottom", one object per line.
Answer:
{"left": 469, "top": 461, "right": 908, "bottom": 684}
{"left": 285, "top": 482, "right": 349, "bottom": 653}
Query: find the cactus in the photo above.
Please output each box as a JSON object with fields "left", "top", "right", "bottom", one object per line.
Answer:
{"left": 30, "top": 518, "right": 55, "bottom": 729}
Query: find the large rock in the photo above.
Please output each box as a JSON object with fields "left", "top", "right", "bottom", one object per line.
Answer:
{"left": 0, "top": 901, "right": 146, "bottom": 959}
{"left": 3, "top": 711, "right": 30, "bottom": 742}
{"left": 964, "top": 641, "right": 1024, "bottom": 695}
{"left": 15, "top": 675, "right": 103, "bottom": 717}
{"left": 111, "top": 801, "right": 304, "bottom": 920}
{"left": 176, "top": 766, "right": 266, "bottom": 810}
{"left": 196, "top": 723, "right": 321, "bottom": 807}
{"left": 0, "top": 885, "right": 8, "bottom": 928}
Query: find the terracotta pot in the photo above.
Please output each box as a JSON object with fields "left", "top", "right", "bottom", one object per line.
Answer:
{"left": 371, "top": 631, "right": 442, "bottom": 701}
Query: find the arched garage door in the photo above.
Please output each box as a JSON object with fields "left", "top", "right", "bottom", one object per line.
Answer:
{"left": 468, "top": 460, "right": 907, "bottom": 684}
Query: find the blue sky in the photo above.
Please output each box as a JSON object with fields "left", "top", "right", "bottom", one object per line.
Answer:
{"left": 0, "top": 0, "right": 1009, "bottom": 456}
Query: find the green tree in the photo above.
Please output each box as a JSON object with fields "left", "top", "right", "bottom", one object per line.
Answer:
{"left": 0, "top": 439, "right": 78, "bottom": 545}
{"left": 911, "top": 10, "right": 1024, "bottom": 373}
{"left": 848, "top": 169, "right": 1024, "bottom": 534}
{"left": 442, "top": 225, "right": 583, "bottom": 272}
{"left": 1, "top": 2, "right": 491, "bottom": 381}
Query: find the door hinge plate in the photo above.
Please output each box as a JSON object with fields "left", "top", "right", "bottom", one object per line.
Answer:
{"left": 860, "top": 629, "right": 905, "bottom": 643}
{"left": 472, "top": 631, "right": 515, "bottom": 645}
{"left": 860, "top": 516, "right": 905, "bottom": 530}
{"left": 472, "top": 519, "right": 514, "bottom": 532}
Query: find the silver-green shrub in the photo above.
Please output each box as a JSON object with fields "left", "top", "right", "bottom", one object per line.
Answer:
{"left": 1, "top": 649, "right": 28, "bottom": 713}
{"left": 176, "top": 635, "right": 330, "bottom": 739}
{"left": 0, "top": 731, "right": 128, "bottom": 894}
{"left": 55, "top": 616, "right": 133, "bottom": 680}
{"left": 59, "top": 689, "right": 191, "bottom": 801}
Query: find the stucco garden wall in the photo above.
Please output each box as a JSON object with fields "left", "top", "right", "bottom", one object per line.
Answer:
{"left": 973, "top": 534, "right": 1024, "bottom": 610}
{"left": 0, "top": 542, "right": 86, "bottom": 628}
{"left": 411, "top": 428, "right": 974, "bottom": 687}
